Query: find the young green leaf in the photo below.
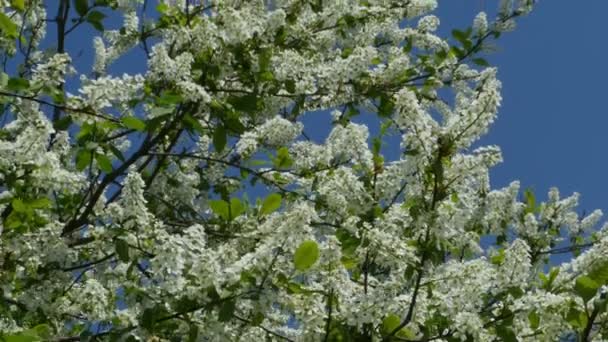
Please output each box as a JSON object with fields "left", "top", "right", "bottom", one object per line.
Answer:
{"left": 528, "top": 311, "right": 540, "bottom": 330}
{"left": 76, "top": 150, "right": 92, "bottom": 171}
{"left": 294, "top": 240, "right": 319, "bottom": 271}
{"left": 574, "top": 275, "right": 600, "bottom": 303}
{"left": 0, "top": 12, "right": 18, "bottom": 39}
{"left": 11, "top": 198, "right": 27, "bottom": 213}
{"left": 381, "top": 314, "right": 416, "bottom": 338}
{"left": 121, "top": 116, "right": 146, "bottom": 131}
{"left": 10, "top": 0, "right": 25, "bottom": 12}
{"left": 260, "top": 193, "right": 281, "bottom": 216}
{"left": 209, "top": 199, "right": 230, "bottom": 221}
{"left": 230, "top": 198, "right": 245, "bottom": 219}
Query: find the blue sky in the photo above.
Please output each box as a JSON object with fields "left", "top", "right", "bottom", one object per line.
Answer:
{"left": 437, "top": 1, "right": 608, "bottom": 218}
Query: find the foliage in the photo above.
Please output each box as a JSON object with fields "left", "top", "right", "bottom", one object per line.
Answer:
{"left": 2, "top": 0, "right": 608, "bottom": 341}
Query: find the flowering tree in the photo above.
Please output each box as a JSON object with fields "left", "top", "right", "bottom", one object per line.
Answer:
{"left": 1, "top": 0, "right": 608, "bottom": 341}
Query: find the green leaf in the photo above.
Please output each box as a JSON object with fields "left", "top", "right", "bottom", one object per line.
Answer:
{"left": 108, "top": 145, "right": 125, "bottom": 162}
{"left": 187, "top": 324, "right": 199, "bottom": 342}
{"left": 285, "top": 79, "right": 296, "bottom": 94}
{"left": 7, "top": 78, "right": 30, "bottom": 92}
{"left": 274, "top": 147, "right": 293, "bottom": 169}
{"left": 260, "top": 193, "right": 281, "bottom": 216}
{"left": 528, "top": 310, "right": 540, "bottom": 330}
{"left": 74, "top": 0, "right": 88, "bottom": 16}
{"left": 76, "top": 149, "right": 92, "bottom": 171}
{"left": 53, "top": 115, "right": 73, "bottom": 130}
{"left": 452, "top": 29, "right": 468, "bottom": 43}
{"left": 218, "top": 299, "right": 236, "bottom": 322}
{"left": 0, "top": 72, "right": 8, "bottom": 87}
{"left": 574, "top": 275, "right": 600, "bottom": 303}
{"left": 149, "top": 106, "right": 174, "bottom": 118}
{"left": 29, "top": 198, "right": 51, "bottom": 209}
{"left": 4, "top": 211, "right": 22, "bottom": 229}
{"left": 10, "top": 0, "right": 25, "bottom": 12}
{"left": 258, "top": 48, "right": 272, "bottom": 72}
{"left": 0, "top": 12, "right": 18, "bottom": 39}
{"left": 11, "top": 198, "right": 27, "bottom": 213}
{"left": 213, "top": 126, "right": 227, "bottom": 153}
{"left": 2, "top": 334, "right": 40, "bottom": 342}
{"left": 121, "top": 116, "right": 146, "bottom": 131}
{"left": 378, "top": 95, "right": 395, "bottom": 118}
{"left": 541, "top": 267, "right": 560, "bottom": 291}
{"left": 381, "top": 314, "right": 415, "bottom": 338}
{"left": 230, "top": 198, "right": 245, "bottom": 219}
{"left": 490, "top": 249, "right": 505, "bottom": 265}
{"left": 228, "top": 94, "right": 258, "bottom": 113}
{"left": 294, "top": 240, "right": 320, "bottom": 271}
{"left": 30, "top": 324, "right": 51, "bottom": 339}
{"left": 495, "top": 325, "right": 517, "bottom": 342}
{"left": 95, "top": 153, "right": 113, "bottom": 173}
{"left": 524, "top": 188, "right": 536, "bottom": 214}
{"left": 381, "top": 314, "right": 400, "bottom": 335}
{"left": 87, "top": 10, "right": 106, "bottom": 22}
{"left": 115, "top": 239, "right": 129, "bottom": 262}
{"left": 156, "top": 91, "right": 182, "bottom": 106}
{"left": 251, "top": 312, "right": 265, "bottom": 326}
{"left": 588, "top": 260, "right": 608, "bottom": 284}
{"left": 156, "top": 3, "right": 169, "bottom": 13}
{"left": 141, "top": 308, "right": 157, "bottom": 331}
{"left": 182, "top": 114, "right": 206, "bottom": 134}
{"left": 86, "top": 10, "right": 106, "bottom": 31}
{"left": 209, "top": 199, "right": 230, "bottom": 221}
{"left": 566, "top": 306, "right": 587, "bottom": 329}
{"left": 472, "top": 57, "right": 490, "bottom": 67}
{"left": 341, "top": 47, "right": 353, "bottom": 59}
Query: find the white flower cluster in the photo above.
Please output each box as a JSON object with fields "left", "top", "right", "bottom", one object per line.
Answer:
{"left": 236, "top": 116, "right": 302, "bottom": 158}
{"left": 76, "top": 73, "right": 145, "bottom": 112}
{"left": 31, "top": 53, "right": 75, "bottom": 88}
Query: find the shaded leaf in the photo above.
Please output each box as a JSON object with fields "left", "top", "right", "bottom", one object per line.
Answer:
{"left": 95, "top": 153, "right": 113, "bottom": 173}
{"left": 213, "top": 126, "right": 227, "bottom": 153}
{"left": 472, "top": 57, "right": 490, "bottom": 67}
{"left": 115, "top": 239, "right": 129, "bottom": 262}
{"left": 86, "top": 10, "right": 106, "bottom": 31}
{"left": 7, "top": 78, "right": 30, "bottom": 92}
{"left": 74, "top": 0, "right": 88, "bottom": 16}
{"left": 218, "top": 300, "right": 236, "bottom": 322}
{"left": 76, "top": 149, "right": 92, "bottom": 171}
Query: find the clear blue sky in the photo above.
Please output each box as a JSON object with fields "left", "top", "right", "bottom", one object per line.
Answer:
{"left": 435, "top": 1, "right": 608, "bottom": 218}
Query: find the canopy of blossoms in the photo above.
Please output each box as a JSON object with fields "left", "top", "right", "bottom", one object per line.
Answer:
{"left": 1, "top": 0, "right": 608, "bottom": 341}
